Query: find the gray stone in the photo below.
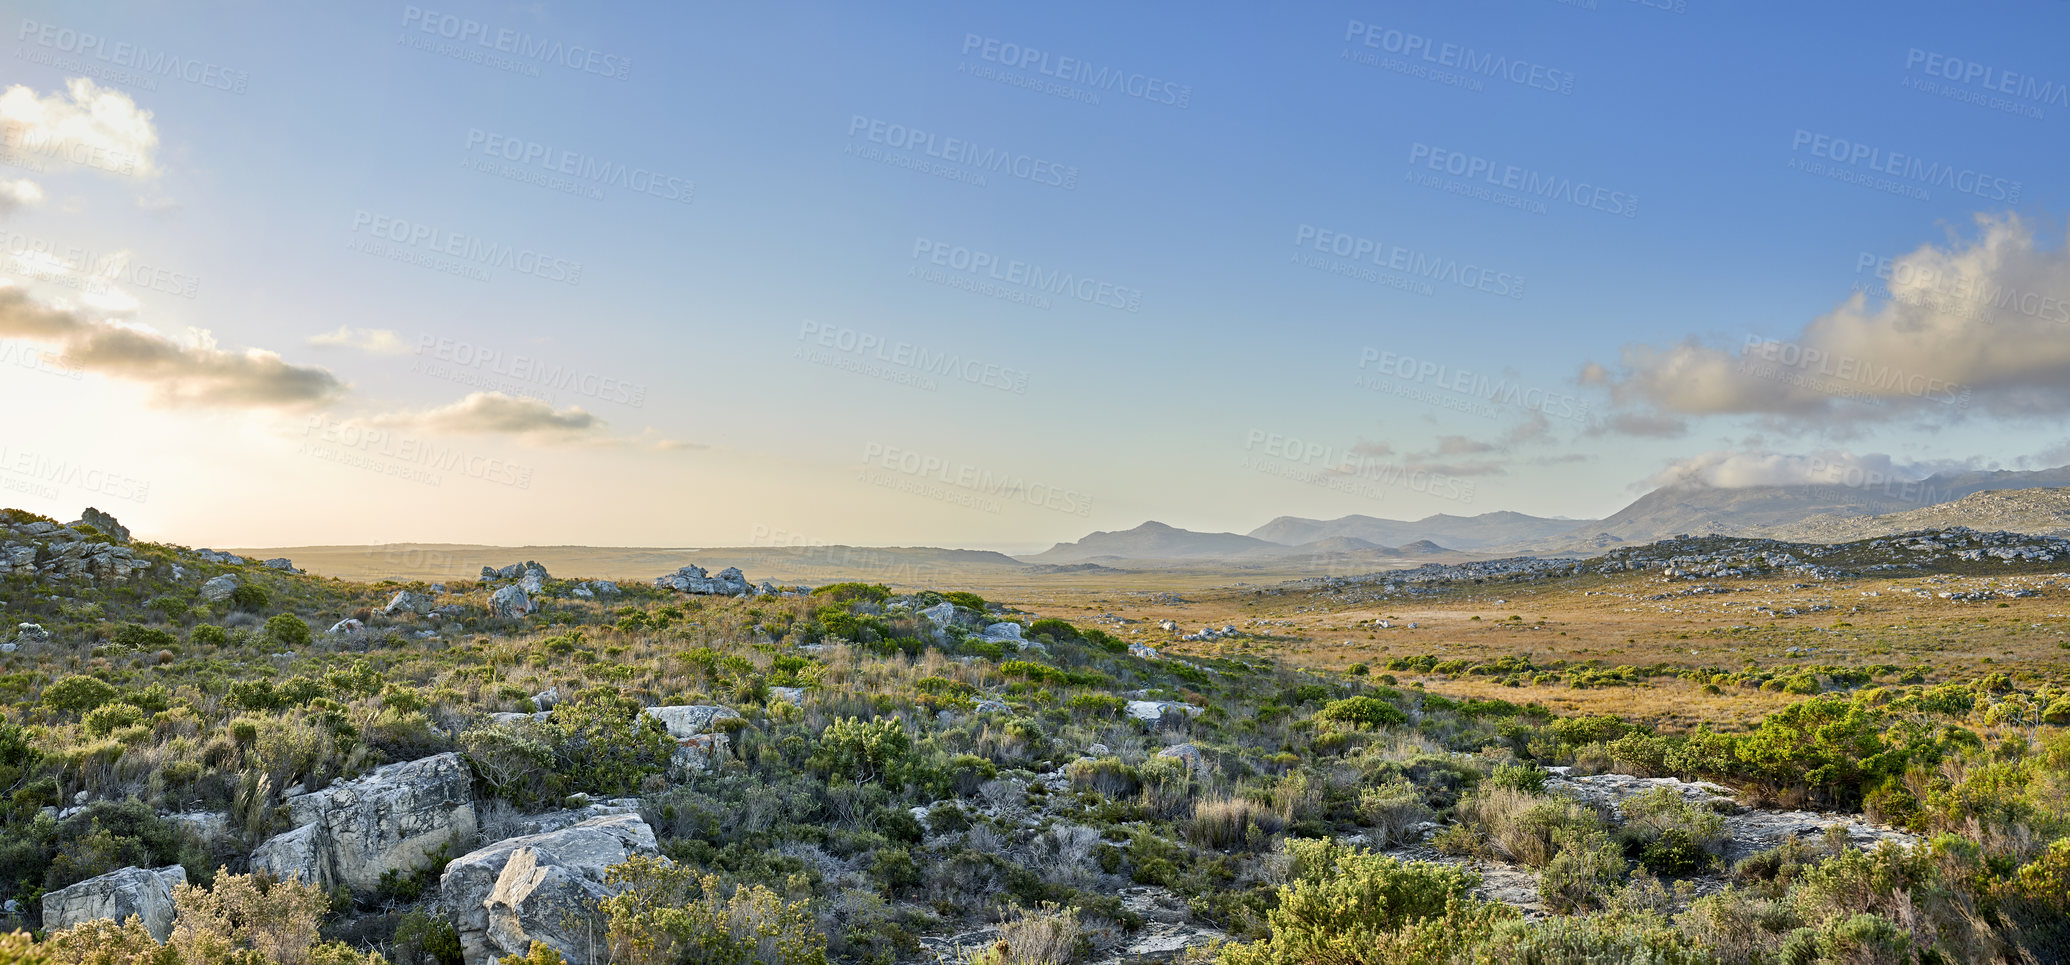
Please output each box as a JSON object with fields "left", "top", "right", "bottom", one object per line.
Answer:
{"left": 489, "top": 585, "right": 532, "bottom": 619}
{"left": 76, "top": 508, "right": 129, "bottom": 544}
{"left": 199, "top": 574, "right": 240, "bottom": 602}
{"left": 41, "top": 865, "right": 186, "bottom": 940}
{"left": 254, "top": 753, "right": 478, "bottom": 893}
{"left": 261, "top": 558, "right": 301, "bottom": 573}
{"left": 440, "top": 814, "right": 660, "bottom": 965}
{"left": 1126, "top": 700, "right": 1202, "bottom": 724}
{"left": 385, "top": 589, "right": 433, "bottom": 616}
{"left": 768, "top": 686, "right": 805, "bottom": 705}
{"left": 327, "top": 618, "right": 365, "bottom": 635}
{"left": 531, "top": 687, "right": 559, "bottom": 711}
{"left": 642, "top": 705, "right": 741, "bottom": 739}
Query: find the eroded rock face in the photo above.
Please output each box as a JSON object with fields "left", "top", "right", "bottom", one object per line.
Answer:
{"left": 41, "top": 865, "right": 186, "bottom": 940}
{"left": 76, "top": 508, "right": 130, "bottom": 544}
{"left": 253, "top": 753, "right": 477, "bottom": 893}
{"left": 440, "top": 814, "right": 660, "bottom": 965}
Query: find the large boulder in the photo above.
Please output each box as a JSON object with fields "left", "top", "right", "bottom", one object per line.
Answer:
{"left": 42, "top": 865, "right": 186, "bottom": 940}
{"left": 440, "top": 814, "right": 660, "bottom": 965}
{"left": 253, "top": 753, "right": 477, "bottom": 893}
{"left": 518, "top": 564, "right": 548, "bottom": 594}
{"left": 489, "top": 585, "right": 532, "bottom": 619}
{"left": 385, "top": 590, "right": 433, "bottom": 616}
{"left": 199, "top": 574, "right": 240, "bottom": 602}
{"left": 641, "top": 705, "right": 742, "bottom": 739}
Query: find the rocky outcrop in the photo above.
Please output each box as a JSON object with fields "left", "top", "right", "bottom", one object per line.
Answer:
{"left": 261, "top": 557, "right": 301, "bottom": 573}
{"left": 75, "top": 508, "right": 130, "bottom": 544}
{"left": 440, "top": 814, "right": 660, "bottom": 965}
{"left": 1540, "top": 768, "right": 1919, "bottom": 861}
{"left": 252, "top": 753, "right": 477, "bottom": 893}
{"left": 41, "top": 865, "right": 186, "bottom": 940}
{"left": 385, "top": 590, "right": 434, "bottom": 616}
{"left": 654, "top": 564, "right": 750, "bottom": 596}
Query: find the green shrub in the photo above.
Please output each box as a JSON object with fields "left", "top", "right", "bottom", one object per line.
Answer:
{"left": 82, "top": 703, "right": 146, "bottom": 738}
{"left": 1315, "top": 696, "right": 1406, "bottom": 729}
{"left": 190, "top": 624, "right": 228, "bottom": 646}
{"left": 265, "top": 614, "right": 313, "bottom": 648}
{"left": 228, "top": 582, "right": 271, "bottom": 612}
{"left": 43, "top": 675, "right": 119, "bottom": 714}
{"left": 599, "top": 855, "right": 827, "bottom": 965}
{"left": 1216, "top": 840, "right": 1504, "bottom": 965}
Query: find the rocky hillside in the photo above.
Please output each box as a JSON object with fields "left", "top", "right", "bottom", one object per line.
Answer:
{"left": 1754, "top": 486, "right": 2070, "bottom": 542}
{"left": 1, "top": 504, "right": 2067, "bottom": 965}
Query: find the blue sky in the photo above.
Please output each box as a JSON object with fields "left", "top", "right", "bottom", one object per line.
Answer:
{"left": 2, "top": 0, "right": 2068, "bottom": 550}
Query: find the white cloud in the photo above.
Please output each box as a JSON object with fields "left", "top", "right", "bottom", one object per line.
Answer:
{"left": 1589, "top": 213, "right": 2070, "bottom": 427}
{"left": 308, "top": 326, "right": 411, "bottom": 356}
{"left": 0, "top": 178, "right": 42, "bottom": 213}
{"left": 1643, "top": 449, "right": 1954, "bottom": 490}
{"left": 375, "top": 391, "right": 693, "bottom": 450}
{"left": 0, "top": 79, "right": 160, "bottom": 178}
{"left": 0, "top": 286, "right": 346, "bottom": 407}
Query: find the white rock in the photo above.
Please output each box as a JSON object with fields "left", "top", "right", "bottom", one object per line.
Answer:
{"left": 441, "top": 814, "right": 660, "bottom": 965}
{"left": 489, "top": 585, "right": 532, "bottom": 618}
{"left": 253, "top": 753, "right": 478, "bottom": 893}
{"left": 41, "top": 865, "right": 186, "bottom": 940}
{"left": 642, "top": 705, "right": 742, "bottom": 739}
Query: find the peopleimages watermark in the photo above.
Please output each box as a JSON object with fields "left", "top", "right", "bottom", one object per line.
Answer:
{"left": 844, "top": 115, "right": 1078, "bottom": 191}
{"left": 1241, "top": 430, "right": 1477, "bottom": 504}
{"left": 1736, "top": 335, "right": 1970, "bottom": 409}
{"left": 461, "top": 129, "right": 692, "bottom": 204}
{"left": 347, "top": 209, "right": 583, "bottom": 285}
{"left": 1788, "top": 454, "right": 1957, "bottom": 508}
{"left": 1355, "top": 348, "right": 1594, "bottom": 425}
{"left": 300, "top": 416, "right": 535, "bottom": 490}
{"left": 0, "top": 340, "right": 82, "bottom": 382}
{"left": 1901, "top": 48, "right": 2063, "bottom": 121}
{"left": 1406, "top": 142, "right": 1639, "bottom": 217}
{"left": 956, "top": 34, "right": 1191, "bottom": 109}
{"left": 0, "top": 123, "right": 142, "bottom": 178}
{"left": 796, "top": 320, "right": 1029, "bottom": 394}
{"left": 16, "top": 18, "right": 250, "bottom": 94}
{"left": 1293, "top": 224, "right": 1525, "bottom": 299}
{"left": 1785, "top": 129, "right": 2022, "bottom": 203}
{"left": 1341, "top": 21, "right": 1576, "bottom": 95}
{"left": 860, "top": 442, "right": 1094, "bottom": 517}
{"left": 414, "top": 334, "right": 647, "bottom": 408}
{"left": 747, "top": 524, "right": 948, "bottom": 585}
{"left": 0, "top": 446, "right": 149, "bottom": 504}
{"left": 0, "top": 228, "right": 199, "bottom": 299}
{"left": 398, "top": 6, "right": 630, "bottom": 80}
{"left": 909, "top": 237, "right": 1142, "bottom": 312}
{"left": 1852, "top": 252, "right": 2070, "bottom": 326}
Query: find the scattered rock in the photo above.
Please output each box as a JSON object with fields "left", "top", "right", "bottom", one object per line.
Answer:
{"left": 41, "top": 865, "right": 185, "bottom": 940}
{"left": 327, "top": 618, "right": 365, "bottom": 635}
{"left": 768, "top": 686, "right": 805, "bottom": 705}
{"left": 1156, "top": 743, "right": 1208, "bottom": 773}
{"left": 530, "top": 687, "right": 559, "bottom": 711}
{"left": 654, "top": 564, "right": 751, "bottom": 596}
{"left": 261, "top": 557, "right": 301, "bottom": 574}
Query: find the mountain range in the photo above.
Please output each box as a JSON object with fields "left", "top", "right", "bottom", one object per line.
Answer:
{"left": 1029, "top": 466, "right": 2070, "bottom": 563}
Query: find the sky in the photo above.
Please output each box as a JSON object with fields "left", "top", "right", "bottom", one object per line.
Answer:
{"left": 1, "top": 0, "right": 2069, "bottom": 553}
